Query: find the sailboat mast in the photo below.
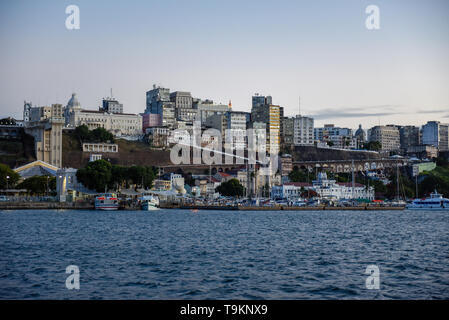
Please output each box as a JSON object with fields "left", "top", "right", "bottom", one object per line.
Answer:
{"left": 351, "top": 159, "right": 355, "bottom": 199}
{"left": 396, "top": 160, "right": 400, "bottom": 201}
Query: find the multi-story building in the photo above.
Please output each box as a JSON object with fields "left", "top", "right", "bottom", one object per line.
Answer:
{"left": 101, "top": 97, "right": 123, "bottom": 114}
{"left": 197, "top": 102, "right": 230, "bottom": 123}
{"left": 314, "top": 124, "right": 354, "bottom": 149}
{"left": 250, "top": 122, "right": 267, "bottom": 154}
{"left": 251, "top": 96, "right": 281, "bottom": 154}
{"left": 293, "top": 115, "right": 314, "bottom": 146}
{"left": 422, "top": 121, "right": 449, "bottom": 151}
{"left": 146, "top": 126, "right": 170, "bottom": 148}
{"left": 63, "top": 93, "right": 142, "bottom": 136}
{"left": 282, "top": 117, "right": 294, "bottom": 147}
{"left": 142, "top": 113, "right": 161, "bottom": 131}
{"left": 145, "top": 85, "right": 176, "bottom": 129}
{"left": 252, "top": 94, "right": 272, "bottom": 108}
{"left": 271, "top": 172, "right": 374, "bottom": 201}
{"left": 406, "top": 145, "right": 438, "bottom": 159}
{"left": 24, "top": 103, "right": 64, "bottom": 167}
{"left": 176, "top": 108, "right": 198, "bottom": 122}
{"left": 368, "top": 125, "right": 400, "bottom": 152}
{"left": 68, "top": 109, "right": 142, "bottom": 136}
{"left": 145, "top": 85, "right": 170, "bottom": 114}
{"left": 399, "top": 125, "right": 420, "bottom": 151}
{"left": 225, "top": 111, "right": 247, "bottom": 150}
{"left": 279, "top": 154, "right": 293, "bottom": 177}
{"left": 170, "top": 91, "right": 193, "bottom": 110}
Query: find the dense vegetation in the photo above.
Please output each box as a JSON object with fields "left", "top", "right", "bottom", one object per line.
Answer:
{"left": 361, "top": 141, "right": 382, "bottom": 151}
{"left": 216, "top": 178, "right": 245, "bottom": 197}
{"left": 74, "top": 125, "right": 114, "bottom": 143}
{"left": 0, "top": 163, "right": 20, "bottom": 189}
{"left": 16, "top": 175, "right": 56, "bottom": 195}
{"left": 76, "top": 159, "right": 156, "bottom": 192}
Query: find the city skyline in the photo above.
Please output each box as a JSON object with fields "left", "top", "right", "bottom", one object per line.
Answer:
{"left": 1, "top": 0, "right": 449, "bottom": 129}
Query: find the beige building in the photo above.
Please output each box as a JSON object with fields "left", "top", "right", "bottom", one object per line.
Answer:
{"left": 24, "top": 104, "right": 64, "bottom": 167}
{"left": 368, "top": 125, "right": 400, "bottom": 152}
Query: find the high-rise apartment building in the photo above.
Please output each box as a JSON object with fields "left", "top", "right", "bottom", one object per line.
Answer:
{"left": 293, "top": 115, "right": 314, "bottom": 146}
{"left": 399, "top": 125, "right": 420, "bottom": 150}
{"left": 422, "top": 121, "right": 449, "bottom": 151}
{"left": 251, "top": 95, "right": 281, "bottom": 154}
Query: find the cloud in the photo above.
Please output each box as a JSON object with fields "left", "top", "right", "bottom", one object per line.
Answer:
{"left": 416, "top": 108, "right": 448, "bottom": 114}
{"left": 309, "top": 105, "right": 400, "bottom": 120}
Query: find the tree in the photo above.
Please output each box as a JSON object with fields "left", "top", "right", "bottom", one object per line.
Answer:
{"left": 216, "top": 179, "right": 244, "bottom": 197}
{"left": 363, "top": 141, "right": 382, "bottom": 151}
{"left": 16, "top": 175, "right": 56, "bottom": 195}
{"left": 289, "top": 168, "right": 306, "bottom": 182}
{"left": 76, "top": 159, "right": 112, "bottom": 192}
{"left": 74, "top": 125, "right": 114, "bottom": 143}
{"left": 74, "top": 125, "right": 90, "bottom": 141}
{"left": 0, "top": 163, "right": 20, "bottom": 189}
{"left": 91, "top": 127, "right": 114, "bottom": 143}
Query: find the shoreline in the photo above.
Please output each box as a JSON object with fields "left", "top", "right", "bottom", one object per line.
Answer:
{"left": 0, "top": 202, "right": 405, "bottom": 211}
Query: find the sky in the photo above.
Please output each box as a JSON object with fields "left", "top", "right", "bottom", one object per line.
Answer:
{"left": 0, "top": 0, "right": 448, "bottom": 129}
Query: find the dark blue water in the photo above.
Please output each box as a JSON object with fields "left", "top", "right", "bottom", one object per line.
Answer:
{"left": 0, "top": 209, "right": 448, "bottom": 299}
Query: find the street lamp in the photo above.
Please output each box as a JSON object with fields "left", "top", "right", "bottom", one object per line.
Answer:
{"left": 6, "top": 176, "right": 9, "bottom": 190}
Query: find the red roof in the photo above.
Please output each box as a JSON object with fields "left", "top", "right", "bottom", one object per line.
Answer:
{"left": 217, "top": 172, "right": 231, "bottom": 177}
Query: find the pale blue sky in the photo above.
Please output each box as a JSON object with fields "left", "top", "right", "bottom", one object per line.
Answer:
{"left": 1, "top": 0, "right": 448, "bottom": 128}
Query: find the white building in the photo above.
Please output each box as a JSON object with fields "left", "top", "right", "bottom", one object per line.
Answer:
{"left": 271, "top": 173, "right": 374, "bottom": 201}
{"left": 294, "top": 115, "right": 314, "bottom": 146}
{"left": 271, "top": 182, "right": 310, "bottom": 200}
{"left": 311, "top": 172, "right": 374, "bottom": 201}
{"left": 65, "top": 93, "right": 142, "bottom": 136}
{"left": 68, "top": 109, "right": 142, "bottom": 136}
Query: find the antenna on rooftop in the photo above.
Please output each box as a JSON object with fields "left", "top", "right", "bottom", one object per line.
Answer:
{"left": 110, "top": 88, "right": 113, "bottom": 98}
{"left": 299, "top": 96, "right": 301, "bottom": 116}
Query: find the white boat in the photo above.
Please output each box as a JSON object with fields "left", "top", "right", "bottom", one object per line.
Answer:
{"left": 141, "top": 195, "right": 159, "bottom": 210}
{"left": 95, "top": 193, "right": 119, "bottom": 211}
{"left": 407, "top": 190, "right": 449, "bottom": 210}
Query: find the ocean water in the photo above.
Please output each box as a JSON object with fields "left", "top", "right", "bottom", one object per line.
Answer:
{"left": 0, "top": 209, "right": 448, "bottom": 299}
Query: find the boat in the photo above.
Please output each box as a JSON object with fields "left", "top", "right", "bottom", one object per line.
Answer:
{"left": 95, "top": 193, "right": 119, "bottom": 211}
{"left": 141, "top": 195, "right": 160, "bottom": 210}
{"left": 407, "top": 190, "right": 449, "bottom": 210}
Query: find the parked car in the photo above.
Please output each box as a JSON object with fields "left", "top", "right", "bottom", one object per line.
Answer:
{"left": 0, "top": 195, "right": 10, "bottom": 202}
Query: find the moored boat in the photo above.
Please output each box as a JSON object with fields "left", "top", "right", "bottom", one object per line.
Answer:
{"left": 141, "top": 195, "right": 160, "bottom": 210}
{"left": 407, "top": 190, "right": 449, "bottom": 210}
{"left": 95, "top": 193, "right": 119, "bottom": 210}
